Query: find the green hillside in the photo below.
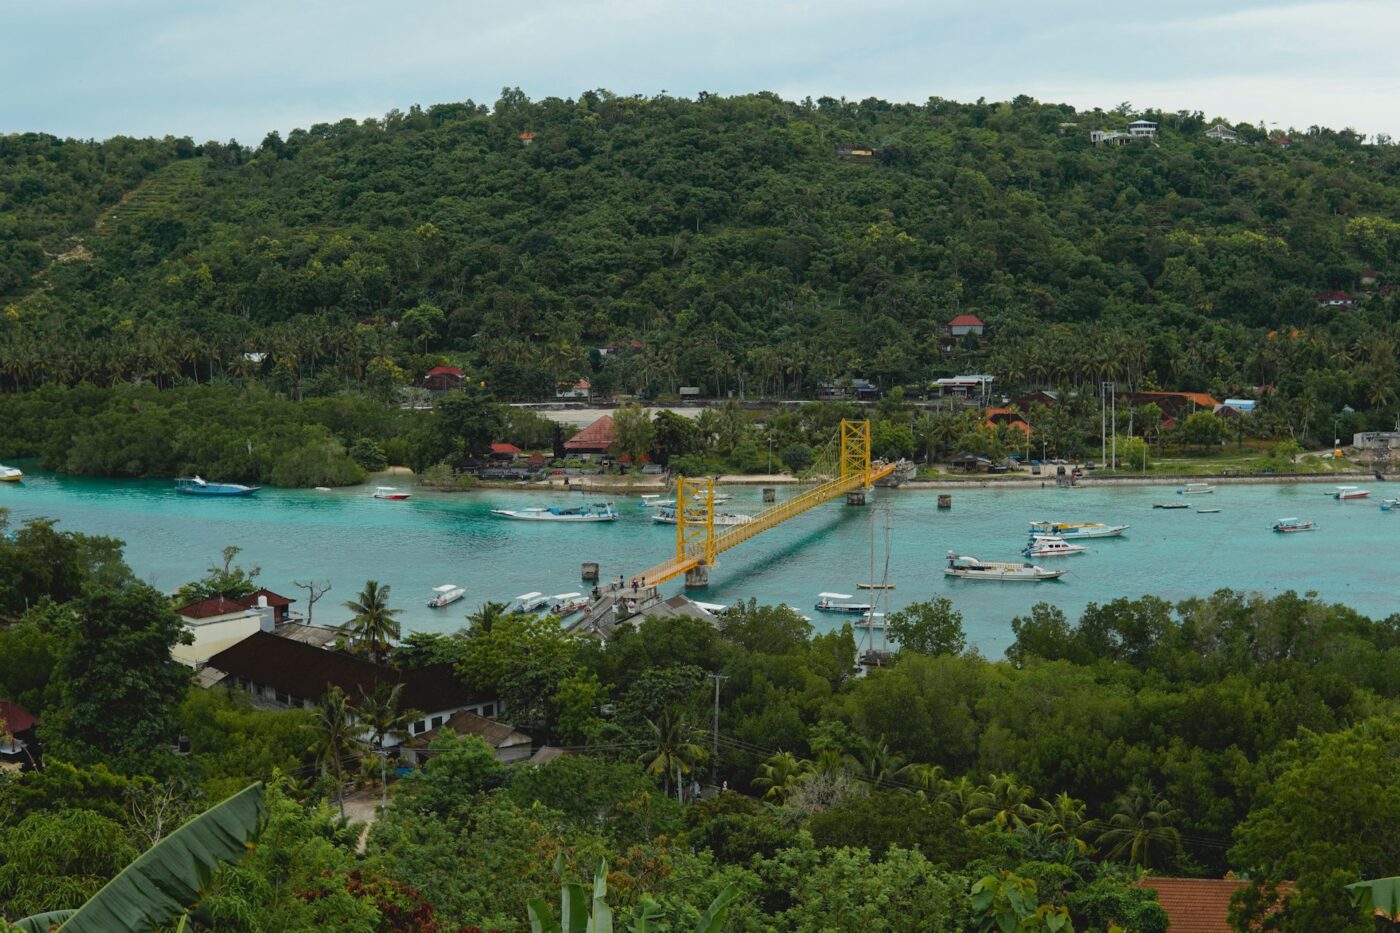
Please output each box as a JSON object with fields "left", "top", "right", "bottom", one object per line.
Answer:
{"left": 3, "top": 91, "right": 1399, "bottom": 426}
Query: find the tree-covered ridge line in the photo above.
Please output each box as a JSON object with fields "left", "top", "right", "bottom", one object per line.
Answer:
{"left": 5, "top": 90, "right": 1400, "bottom": 425}
{"left": 2, "top": 510, "right": 1398, "bottom": 929}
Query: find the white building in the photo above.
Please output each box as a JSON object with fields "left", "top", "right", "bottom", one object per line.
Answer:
{"left": 1204, "top": 123, "right": 1240, "bottom": 143}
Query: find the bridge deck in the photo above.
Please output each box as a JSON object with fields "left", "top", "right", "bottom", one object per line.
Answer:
{"left": 629, "top": 461, "right": 896, "bottom": 586}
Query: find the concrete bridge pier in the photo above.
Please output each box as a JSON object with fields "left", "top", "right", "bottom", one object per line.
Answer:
{"left": 684, "top": 564, "right": 711, "bottom": 587}
{"left": 846, "top": 490, "right": 867, "bottom": 506}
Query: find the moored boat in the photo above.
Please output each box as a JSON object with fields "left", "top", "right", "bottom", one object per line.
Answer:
{"left": 373, "top": 486, "right": 411, "bottom": 500}
{"left": 1022, "top": 535, "right": 1088, "bottom": 558}
{"left": 1381, "top": 498, "right": 1400, "bottom": 512}
{"left": 511, "top": 591, "right": 552, "bottom": 613}
{"left": 490, "top": 502, "right": 619, "bottom": 521}
{"left": 652, "top": 508, "right": 753, "bottom": 526}
{"left": 1334, "top": 485, "right": 1369, "bottom": 500}
{"left": 1272, "top": 517, "right": 1315, "bottom": 533}
{"left": 0, "top": 465, "right": 23, "bottom": 483}
{"left": 1177, "top": 483, "right": 1215, "bottom": 495}
{"left": 814, "top": 592, "right": 874, "bottom": 614}
{"left": 427, "top": 584, "right": 465, "bottom": 608}
{"left": 852, "top": 612, "right": 887, "bottom": 632}
{"left": 856, "top": 582, "right": 896, "bottom": 590}
{"left": 176, "top": 475, "right": 260, "bottom": 496}
{"left": 944, "top": 551, "right": 1066, "bottom": 581}
{"left": 640, "top": 496, "right": 675, "bottom": 508}
{"left": 1153, "top": 503, "right": 1190, "bottom": 509}
{"left": 546, "top": 592, "right": 588, "bottom": 619}
{"left": 1027, "top": 521, "right": 1128, "bottom": 539}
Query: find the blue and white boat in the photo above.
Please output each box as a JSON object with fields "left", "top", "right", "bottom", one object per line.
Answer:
{"left": 175, "top": 475, "right": 260, "bottom": 497}
{"left": 1027, "top": 521, "right": 1128, "bottom": 539}
{"left": 490, "top": 502, "right": 619, "bottom": 522}
{"left": 1177, "top": 483, "right": 1215, "bottom": 496}
{"left": 1380, "top": 498, "right": 1400, "bottom": 512}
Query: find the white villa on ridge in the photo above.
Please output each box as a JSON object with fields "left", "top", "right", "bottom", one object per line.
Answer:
{"left": 1204, "top": 123, "right": 1240, "bottom": 143}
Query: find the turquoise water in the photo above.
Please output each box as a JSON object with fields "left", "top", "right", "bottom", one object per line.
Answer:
{"left": 2, "top": 472, "right": 1395, "bottom": 656}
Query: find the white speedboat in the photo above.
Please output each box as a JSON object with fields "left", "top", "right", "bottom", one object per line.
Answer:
{"left": 0, "top": 465, "right": 23, "bottom": 483}
{"left": 511, "top": 591, "right": 553, "bottom": 613}
{"left": 814, "top": 592, "right": 874, "bottom": 614}
{"left": 373, "top": 486, "right": 411, "bottom": 500}
{"left": 853, "top": 612, "right": 887, "bottom": 632}
{"left": 652, "top": 508, "right": 754, "bottom": 526}
{"left": 1272, "top": 517, "right": 1315, "bottom": 533}
{"left": 1177, "top": 483, "right": 1215, "bottom": 496}
{"left": 490, "top": 502, "right": 619, "bottom": 521}
{"left": 1022, "top": 535, "right": 1087, "bottom": 558}
{"left": 1027, "top": 521, "right": 1128, "bottom": 539}
{"left": 944, "top": 552, "right": 1066, "bottom": 581}
{"left": 640, "top": 496, "right": 675, "bottom": 508}
{"left": 1381, "top": 498, "right": 1400, "bottom": 512}
{"left": 1334, "top": 486, "right": 1369, "bottom": 500}
{"left": 427, "top": 584, "right": 465, "bottom": 608}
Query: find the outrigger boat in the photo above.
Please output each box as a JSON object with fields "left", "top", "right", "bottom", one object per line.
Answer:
{"left": 639, "top": 496, "right": 676, "bottom": 508}
{"left": 1022, "top": 535, "right": 1088, "bottom": 558}
{"left": 1273, "top": 517, "right": 1315, "bottom": 533}
{"left": 652, "top": 507, "right": 754, "bottom": 526}
{"left": 856, "top": 582, "right": 895, "bottom": 590}
{"left": 1153, "top": 503, "right": 1190, "bottom": 510}
{"left": 1177, "top": 483, "right": 1215, "bottom": 495}
{"left": 0, "top": 465, "right": 23, "bottom": 483}
{"left": 1027, "top": 521, "right": 1128, "bottom": 539}
{"left": 373, "top": 486, "right": 411, "bottom": 500}
{"left": 176, "top": 475, "right": 260, "bottom": 497}
{"left": 490, "top": 502, "right": 619, "bottom": 521}
{"left": 945, "top": 551, "right": 1066, "bottom": 581}
{"left": 1333, "top": 486, "right": 1369, "bottom": 500}
{"left": 814, "top": 592, "right": 874, "bottom": 614}
{"left": 427, "top": 584, "right": 465, "bottom": 608}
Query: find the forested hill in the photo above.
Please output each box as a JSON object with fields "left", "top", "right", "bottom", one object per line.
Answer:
{"left": 4, "top": 90, "right": 1400, "bottom": 407}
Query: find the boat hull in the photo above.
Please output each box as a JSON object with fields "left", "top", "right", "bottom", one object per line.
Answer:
{"left": 375, "top": 493, "right": 412, "bottom": 500}
{"left": 427, "top": 592, "right": 465, "bottom": 608}
{"left": 1027, "top": 523, "right": 1127, "bottom": 538}
{"left": 491, "top": 510, "right": 616, "bottom": 521}
{"left": 177, "top": 485, "right": 259, "bottom": 496}
{"left": 945, "top": 568, "right": 1066, "bottom": 581}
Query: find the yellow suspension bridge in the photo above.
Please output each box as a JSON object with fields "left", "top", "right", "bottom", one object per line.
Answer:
{"left": 627, "top": 419, "right": 895, "bottom": 588}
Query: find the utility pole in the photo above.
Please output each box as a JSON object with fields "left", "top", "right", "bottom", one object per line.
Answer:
{"left": 1100, "top": 383, "right": 1107, "bottom": 465}
{"left": 708, "top": 672, "right": 728, "bottom": 788}
{"left": 1110, "top": 382, "right": 1117, "bottom": 472}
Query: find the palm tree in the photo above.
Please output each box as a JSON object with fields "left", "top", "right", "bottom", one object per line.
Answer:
{"left": 852, "top": 734, "right": 907, "bottom": 789}
{"left": 752, "top": 750, "right": 808, "bottom": 802}
{"left": 466, "top": 600, "right": 511, "bottom": 635}
{"left": 308, "top": 686, "right": 364, "bottom": 818}
{"left": 353, "top": 682, "right": 422, "bottom": 811}
{"left": 340, "top": 580, "right": 402, "bottom": 663}
{"left": 638, "top": 711, "right": 707, "bottom": 802}
{"left": 1091, "top": 784, "right": 1183, "bottom": 868}
{"left": 902, "top": 762, "right": 945, "bottom": 795}
{"left": 1034, "top": 791, "right": 1090, "bottom": 852}
{"left": 967, "top": 773, "right": 1040, "bottom": 831}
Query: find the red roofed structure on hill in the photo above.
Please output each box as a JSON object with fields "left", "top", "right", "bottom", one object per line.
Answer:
{"left": 0, "top": 699, "right": 40, "bottom": 766}
{"left": 564, "top": 415, "right": 616, "bottom": 455}
{"left": 1135, "top": 877, "right": 1294, "bottom": 932}
{"left": 177, "top": 589, "right": 295, "bottom": 624}
{"left": 422, "top": 366, "right": 466, "bottom": 391}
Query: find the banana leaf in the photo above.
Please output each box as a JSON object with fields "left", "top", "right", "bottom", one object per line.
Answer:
{"left": 14, "top": 782, "right": 265, "bottom": 933}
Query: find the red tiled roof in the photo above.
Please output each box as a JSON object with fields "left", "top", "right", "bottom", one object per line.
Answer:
{"left": 425, "top": 365, "right": 465, "bottom": 377}
{"left": 177, "top": 590, "right": 294, "bottom": 618}
{"left": 490, "top": 443, "right": 522, "bottom": 455}
{"left": 1136, "top": 877, "right": 1294, "bottom": 932}
{"left": 1131, "top": 390, "right": 1222, "bottom": 409}
{"left": 517, "top": 131, "right": 537, "bottom": 140}
{"left": 177, "top": 596, "right": 253, "bottom": 620}
{"left": 948, "top": 314, "right": 985, "bottom": 327}
{"left": 0, "top": 700, "right": 38, "bottom": 734}
{"left": 208, "top": 631, "right": 487, "bottom": 712}
{"left": 1315, "top": 290, "right": 1356, "bottom": 302}
{"left": 563, "top": 415, "right": 616, "bottom": 452}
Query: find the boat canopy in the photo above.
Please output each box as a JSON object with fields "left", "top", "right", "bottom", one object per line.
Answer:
{"left": 818, "top": 592, "right": 854, "bottom": 599}
{"left": 550, "top": 592, "right": 582, "bottom": 601}
{"left": 433, "top": 584, "right": 459, "bottom": 593}
{"left": 514, "top": 591, "right": 543, "bottom": 601}
{"left": 692, "top": 601, "right": 727, "bottom": 613}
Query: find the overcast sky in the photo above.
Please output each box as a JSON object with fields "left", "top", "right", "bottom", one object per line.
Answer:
{"left": 5, "top": 0, "right": 1398, "bottom": 143}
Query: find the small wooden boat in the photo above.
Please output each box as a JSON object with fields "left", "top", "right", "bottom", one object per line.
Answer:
{"left": 176, "top": 475, "right": 260, "bottom": 496}
{"left": 373, "top": 486, "right": 411, "bottom": 500}
{"left": 1177, "top": 483, "right": 1215, "bottom": 495}
{"left": 639, "top": 496, "right": 675, "bottom": 508}
{"left": 491, "top": 502, "right": 618, "bottom": 521}
{"left": 814, "top": 592, "right": 874, "bottom": 614}
{"left": 1196, "top": 508, "right": 1222, "bottom": 514}
{"left": 1154, "top": 503, "right": 1190, "bottom": 510}
{"left": 1333, "top": 486, "right": 1369, "bottom": 500}
{"left": 0, "top": 465, "right": 23, "bottom": 483}
{"left": 856, "top": 582, "right": 895, "bottom": 590}
{"left": 427, "top": 584, "right": 465, "bottom": 608}
{"left": 652, "top": 508, "right": 753, "bottom": 526}
{"left": 546, "top": 592, "right": 588, "bottom": 619}
{"left": 944, "top": 552, "right": 1066, "bottom": 581}
{"left": 1273, "top": 517, "right": 1315, "bottom": 533}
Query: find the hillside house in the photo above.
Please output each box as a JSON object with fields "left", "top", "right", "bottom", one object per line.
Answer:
{"left": 817, "top": 379, "right": 880, "bottom": 402}
{"left": 1135, "top": 878, "right": 1293, "bottom": 932}
{"left": 945, "top": 314, "right": 985, "bottom": 337}
{"left": 1204, "top": 123, "right": 1240, "bottom": 143}
{"left": 173, "top": 589, "right": 296, "bottom": 668}
{"left": 1011, "top": 390, "right": 1059, "bottom": 410}
{"left": 563, "top": 415, "right": 615, "bottom": 457}
{"left": 1090, "top": 130, "right": 1131, "bottom": 147}
{"left": 402, "top": 709, "right": 534, "bottom": 765}
{"left": 517, "top": 131, "right": 537, "bottom": 145}
{"left": 933, "top": 374, "right": 994, "bottom": 402}
{"left": 1119, "top": 390, "right": 1221, "bottom": 427}
{"left": 1361, "top": 268, "right": 1378, "bottom": 286}
{"left": 1315, "top": 290, "right": 1358, "bottom": 309}
{"left": 1127, "top": 119, "right": 1158, "bottom": 139}
{"left": 556, "top": 378, "right": 591, "bottom": 400}
{"left": 205, "top": 632, "right": 497, "bottom": 746}
{"left": 422, "top": 365, "right": 465, "bottom": 391}
{"left": 985, "top": 407, "right": 1030, "bottom": 433}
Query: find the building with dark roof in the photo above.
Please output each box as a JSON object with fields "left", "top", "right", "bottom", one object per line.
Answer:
{"left": 403, "top": 709, "right": 533, "bottom": 764}
{"left": 205, "top": 631, "right": 496, "bottom": 743}
{"left": 422, "top": 365, "right": 466, "bottom": 391}
{"left": 0, "top": 699, "right": 39, "bottom": 768}
{"left": 174, "top": 589, "right": 297, "bottom": 667}
{"left": 563, "top": 415, "right": 616, "bottom": 455}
